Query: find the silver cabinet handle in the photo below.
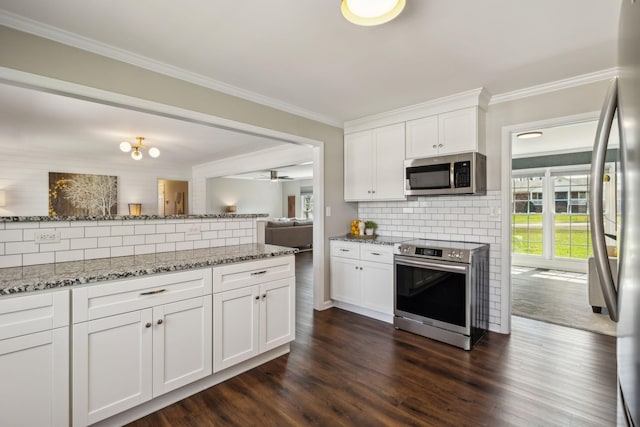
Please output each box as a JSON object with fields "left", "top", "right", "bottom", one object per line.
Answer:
{"left": 251, "top": 270, "right": 267, "bottom": 276}
{"left": 371, "top": 252, "right": 381, "bottom": 256}
{"left": 145, "top": 322, "right": 152, "bottom": 328}
{"left": 140, "top": 289, "right": 166, "bottom": 296}
{"left": 432, "top": 144, "right": 437, "bottom": 149}
{"left": 340, "top": 248, "right": 350, "bottom": 252}
{"left": 589, "top": 77, "right": 619, "bottom": 322}
{"left": 255, "top": 295, "right": 260, "bottom": 301}
{"left": 157, "top": 319, "right": 163, "bottom": 325}
{"left": 438, "top": 143, "right": 443, "bottom": 147}
{"left": 262, "top": 294, "right": 267, "bottom": 299}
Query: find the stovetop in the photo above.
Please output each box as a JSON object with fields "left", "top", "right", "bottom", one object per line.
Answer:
{"left": 397, "top": 239, "right": 488, "bottom": 251}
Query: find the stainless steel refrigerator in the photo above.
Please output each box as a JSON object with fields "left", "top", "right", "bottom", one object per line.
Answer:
{"left": 590, "top": 1, "right": 640, "bottom": 425}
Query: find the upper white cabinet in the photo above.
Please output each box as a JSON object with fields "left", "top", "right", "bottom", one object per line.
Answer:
{"left": 0, "top": 290, "right": 69, "bottom": 427}
{"left": 406, "top": 107, "right": 482, "bottom": 158}
{"left": 344, "top": 122, "right": 406, "bottom": 201}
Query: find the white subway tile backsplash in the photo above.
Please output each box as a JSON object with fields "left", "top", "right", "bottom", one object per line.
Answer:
{"left": 6, "top": 241, "right": 39, "bottom": 255}
{"left": 359, "top": 190, "right": 503, "bottom": 331}
{"left": 70, "top": 238, "right": 98, "bottom": 250}
{"left": 0, "top": 254, "right": 21, "bottom": 268}
{"left": 85, "top": 248, "right": 111, "bottom": 260}
{"left": 0, "top": 229, "right": 23, "bottom": 242}
{"left": 85, "top": 227, "right": 111, "bottom": 238}
{"left": 59, "top": 227, "right": 85, "bottom": 239}
{"left": 123, "top": 235, "right": 145, "bottom": 246}
{"left": 23, "top": 252, "right": 55, "bottom": 266}
{"left": 110, "top": 246, "right": 134, "bottom": 258}
{"left": 0, "top": 218, "right": 258, "bottom": 272}
{"left": 111, "top": 225, "right": 135, "bottom": 236}
{"left": 98, "top": 236, "right": 123, "bottom": 248}
{"left": 134, "top": 224, "right": 156, "bottom": 235}
{"left": 55, "top": 250, "right": 84, "bottom": 263}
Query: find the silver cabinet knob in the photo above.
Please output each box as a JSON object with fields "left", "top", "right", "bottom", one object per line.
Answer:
{"left": 145, "top": 322, "right": 152, "bottom": 328}
{"left": 157, "top": 319, "right": 163, "bottom": 325}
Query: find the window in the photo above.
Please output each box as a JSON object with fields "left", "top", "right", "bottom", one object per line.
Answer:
{"left": 512, "top": 176, "right": 543, "bottom": 255}
{"left": 301, "top": 188, "right": 313, "bottom": 220}
{"left": 553, "top": 174, "right": 592, "bottom": 259}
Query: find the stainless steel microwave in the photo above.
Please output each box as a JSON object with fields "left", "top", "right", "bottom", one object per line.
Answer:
{"left": 404, "top": 152, "right": 487, "bottom": 196}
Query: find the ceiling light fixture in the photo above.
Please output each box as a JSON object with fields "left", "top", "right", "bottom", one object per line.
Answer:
{"left": 119, "top": 136, "right": 160, "bottom": 160}
{"left": 516, "top": 131, "right": 543, "bottom": 139}
{"left": 341, "top": 0, "right": 406, "bottom": 26}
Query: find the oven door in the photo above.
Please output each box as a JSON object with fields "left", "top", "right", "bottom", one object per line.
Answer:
{"left": 394, "top": 256, "right": 471, "bottom": 335}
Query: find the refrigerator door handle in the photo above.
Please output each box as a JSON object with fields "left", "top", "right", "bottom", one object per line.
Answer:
{"left": 589, "top": 77, "right": 619, "bottom": 322}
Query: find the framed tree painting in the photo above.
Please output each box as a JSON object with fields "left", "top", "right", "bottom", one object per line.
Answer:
{"left": 49, "top": 172, "right": 118, "bottom": 216}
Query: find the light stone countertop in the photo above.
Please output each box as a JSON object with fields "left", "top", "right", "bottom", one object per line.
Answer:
{"left": 0, "top": 243, "right": 297, "bottom": 296}
{"left": 329, "top": 234, "right": 408, "bottom": 246}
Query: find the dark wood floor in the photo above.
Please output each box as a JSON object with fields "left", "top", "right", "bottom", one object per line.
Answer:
{"left": 128, "top": 251, "right": 618, "bottom": 426}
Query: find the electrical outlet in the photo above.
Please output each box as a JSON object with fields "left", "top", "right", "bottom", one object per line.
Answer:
{"left": 35, "top": 230, "right": 61, "bottom": 244}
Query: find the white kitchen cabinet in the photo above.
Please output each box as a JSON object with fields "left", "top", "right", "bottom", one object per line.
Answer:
{"left": 406, "top": 106, "right": 481, "bottom": 158}
{"left": 72, "top": 268, "right": 213, "bottom": 427}
{"left": 344, "top": 122, "right": 406, "bottom": 201}
{"left": 330, "top": 241, "right": 394, "bottom": 320}
{"left": 0, "top": 290, "right": 69, "bottom": 427}
{"left": 213, "top": 256, "right": 295, "bottom": 373}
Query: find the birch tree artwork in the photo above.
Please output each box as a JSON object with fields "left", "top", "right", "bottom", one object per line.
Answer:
{"left": 49, "top": 172, "right": 118, "bottom": 216}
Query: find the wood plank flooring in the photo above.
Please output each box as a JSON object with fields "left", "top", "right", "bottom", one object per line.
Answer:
{"left": 127, "top": 252, "right": 618, "bottom": 426}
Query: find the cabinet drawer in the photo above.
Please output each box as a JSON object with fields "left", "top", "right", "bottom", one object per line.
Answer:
{"left": 72, "top": 268, "right": 213, "bottom": 323}
{"left": 360, "top": 244, "right": 394, "bottom": 264}
{"left": 330, "top": 241, "right": 361, "bottom": 259}
{"left": 213, "top": 256, "right": 294, "bottom": 293}
{"left": 0, "top": 290, "right": 69, "bottom": 340}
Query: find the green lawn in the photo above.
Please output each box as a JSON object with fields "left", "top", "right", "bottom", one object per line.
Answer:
{"left": 512, "top": 214, "right": 592, "bottom": 259}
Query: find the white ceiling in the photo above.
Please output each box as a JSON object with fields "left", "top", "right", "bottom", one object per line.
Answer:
{"left": 0, "top": 82, "right": 293, "bottom": 170}
{"left": 0, "top": 0, "right": 622, "bottom": 126}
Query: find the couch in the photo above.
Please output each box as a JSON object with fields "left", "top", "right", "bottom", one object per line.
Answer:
{"left": 264, "top": 220, "right": 313, "bottom": 248}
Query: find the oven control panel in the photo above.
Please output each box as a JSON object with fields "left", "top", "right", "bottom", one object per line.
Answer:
{"left": 394, "top": 243, "right": 471, "bottom": 263}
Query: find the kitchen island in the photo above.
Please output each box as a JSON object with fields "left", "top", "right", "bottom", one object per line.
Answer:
{"left": 0, "top": 243, "right": 296, "bottom": 427}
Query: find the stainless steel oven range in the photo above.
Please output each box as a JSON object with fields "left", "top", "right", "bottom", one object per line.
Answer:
{"left": 393, "top": 239, "right": 489, "bottom": 350}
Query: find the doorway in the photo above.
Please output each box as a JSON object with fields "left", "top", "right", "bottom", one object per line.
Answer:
{"left": 504, "top": 117, "right": 618, "bottom": 335}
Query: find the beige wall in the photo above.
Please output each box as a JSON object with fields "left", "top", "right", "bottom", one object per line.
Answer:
{"left": 485, "top": 80, "right": 610, "bottom": 189}
{"left": 0, "top": 25, "right": 358, "bottom": 306}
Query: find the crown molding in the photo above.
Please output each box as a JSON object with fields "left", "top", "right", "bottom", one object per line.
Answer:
{"left": 0, "top": 11, "right": 343, "bottom": 128}
{"left": 344, "top": 87, "right": 489, "bottom": 134}
{"left": 489, "top": 68, "right": 620, "bottom": 105}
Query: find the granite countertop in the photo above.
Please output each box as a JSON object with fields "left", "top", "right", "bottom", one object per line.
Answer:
{"left": 0, "top": 243, "right": 297, "bottom": 296}
{"left": 0, "top": 213, "right": 268, "bottom": 223}
{"left": 329, "top": 234, "right": 408, "bottom": 246}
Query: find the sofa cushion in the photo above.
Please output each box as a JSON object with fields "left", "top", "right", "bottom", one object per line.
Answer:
{"left": 293, "top": 220, "right": 313, "bottom": 226}
{"left": 267, "top": 221, "right": 294, "bottom": 228}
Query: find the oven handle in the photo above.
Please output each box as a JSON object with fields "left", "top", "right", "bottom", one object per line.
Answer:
{"left": 394, "top": 256, "right": 468, "bottom": 274}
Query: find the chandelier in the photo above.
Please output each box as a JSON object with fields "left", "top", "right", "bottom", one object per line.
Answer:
{"left": 119, "top": 136, "right": 160, "bottom": 160}
{"left": 341, "top": 0, "right": 406, "bottom": 26}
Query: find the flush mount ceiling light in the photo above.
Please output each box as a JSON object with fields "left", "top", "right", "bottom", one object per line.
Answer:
{"left": 516, "top": 131, "right": 543, "bottom": 139}
{"left": 119, "top": 136, "right": 160, "bottom": 160}
{"left": 341, "top": 0, "right": 406, "bottom": 26}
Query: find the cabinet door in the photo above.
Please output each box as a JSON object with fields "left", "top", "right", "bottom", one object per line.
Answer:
{"left": 0, "top": 328, "right": 69, "bottom": 427}
{"left": 260, "top": 277, "right": 295, "bottom": 353}
{"left": 213, "top": 286, "right": 260, "bottom": 372}
{"left": 361, "top": 260, "right": 394, "bottom": 315}
{"left": 406, "top": 115, "right": 439, "bottom": 159}
{"left": 330, "top": 256, "right": 362, "bottom": 305}
{"left": 73, "top": 309, "right": 153, "bottom": 426}
{"left": 373, "top": 123, "right": 406, "bottom": 200}
{"left": 153, "top": 296, "right": 212, "bottom": 396}
{"left": 438, "top": 107, "right": 478, "bottom": 155}
{"left": 344, "top": 129, "right": 374, "bottom": 201}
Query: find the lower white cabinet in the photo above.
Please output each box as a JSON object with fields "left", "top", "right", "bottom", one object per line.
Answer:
{"left": 0, "top": 290, "right": 69, "bottom": 427}
{"left": 330, "top": 241, "right": 394, "bottom": 318}
{"left": 213, "top": 256, "right": 295, "bottom": 373}
{"left": 72, "top": 269, "right": 213, "bottom": 426}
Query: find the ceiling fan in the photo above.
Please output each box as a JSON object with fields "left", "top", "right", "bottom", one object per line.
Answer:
{"left": 254, "top": 170, "right": 294, "bottom": 181}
